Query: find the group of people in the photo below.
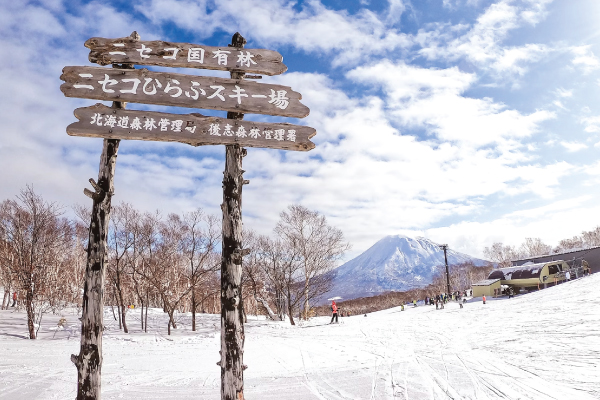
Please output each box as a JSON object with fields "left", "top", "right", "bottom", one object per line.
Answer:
{"left": 409, "top": 291, "right": 471, "bottom": 310}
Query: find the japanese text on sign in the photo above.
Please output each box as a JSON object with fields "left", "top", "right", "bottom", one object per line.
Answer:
{"left": 88, "top": 112, "right": 297, "bottom": 142}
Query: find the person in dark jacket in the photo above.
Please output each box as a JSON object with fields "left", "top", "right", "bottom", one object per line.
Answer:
{"left": 330, "top": 300, "right": 338, "bottom": 324}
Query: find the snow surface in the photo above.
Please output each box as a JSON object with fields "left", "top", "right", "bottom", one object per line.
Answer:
{"left": 328, "top": 235, "right": 488, "bottom": 300}
{"left": 1, "top": 274, "right": 599, "bottom": 399}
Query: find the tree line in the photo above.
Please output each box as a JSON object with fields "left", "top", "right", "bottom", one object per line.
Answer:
{"left": 0, "top": 187, "right": 349, "bottom": 338}
{"left": 484, "top": 230, "right": 600, "bottom": 268}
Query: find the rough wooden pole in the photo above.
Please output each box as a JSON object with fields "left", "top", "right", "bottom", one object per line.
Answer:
{"left": 71, "top": 32, "right": 138, "bottom": 400}
{"left": 221, "top": 32, "right": 247, "bottom": 400}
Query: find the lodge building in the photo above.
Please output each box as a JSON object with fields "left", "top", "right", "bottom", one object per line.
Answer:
{"left": 471, "top": 246, "right": 599, "bottom": 298}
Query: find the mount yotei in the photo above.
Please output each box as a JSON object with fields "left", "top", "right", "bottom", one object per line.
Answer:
{"left": 327, "top": 235, "right": 488, "bottom": 301}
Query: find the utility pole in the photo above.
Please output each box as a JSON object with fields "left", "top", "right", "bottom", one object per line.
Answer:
{"left": 440, "top": 244, "right": 451, "bottom": 295}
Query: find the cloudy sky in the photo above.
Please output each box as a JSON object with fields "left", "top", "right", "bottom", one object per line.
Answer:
{"left": 1, "top": 0, "right": 600, "bottom": 260}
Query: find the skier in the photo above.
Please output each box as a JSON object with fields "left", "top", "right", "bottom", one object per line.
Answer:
{"left": 330, "top": 300, "right": 339, "bottom": 324}
{"left": 11, "top": 292, "right": 16, "bottom": 307}
{"left": 482, "top": 295, "right": 486, "bottom": 305}
{"left": 565, "top": 270, "right": 571, "bottom": 281}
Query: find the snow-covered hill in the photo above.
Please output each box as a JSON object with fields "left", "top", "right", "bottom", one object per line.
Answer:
{"left": 1, "top": 273, "right": 599, "bottom": 399}
{"left": 327, "top": 234, "right": 488, "bottom": 300}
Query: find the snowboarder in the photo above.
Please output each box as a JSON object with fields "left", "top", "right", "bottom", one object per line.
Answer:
{"left": 482, "top": 295, "right": 486, "bottom": 305}
{"left": 401, "top": 304, "right": 405, "bottom": 311}
{"left": 330, "top": 300, "right": 339, "bottom": 324}
{"left": 413, "top": 299, "right": 417, "bottom": 307}
{"left": 11, "top": 292, "right": 16, "bottom": 307}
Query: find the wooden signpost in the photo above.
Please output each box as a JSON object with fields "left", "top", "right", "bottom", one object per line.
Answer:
{"left": 68, "top": 104, "right": 316, "bottom": 151}
{"left": 62, "top": 31, "right": 314, "bottom": 400}
{"left": 60, "top": 66, "right": 309, "bottom": 118}
{"left": 85, "top": 35, "right": 287, "bottom": 76}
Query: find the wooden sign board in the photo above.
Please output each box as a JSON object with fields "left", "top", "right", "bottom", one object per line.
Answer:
{"left": 67, "top": 104, "right": 316, "bottom": 151}
{"left": 86, "top": 36, "right": 287, "bottom": 76}
{"left": 60, "top": 66, "right": 309, "bottom": 118}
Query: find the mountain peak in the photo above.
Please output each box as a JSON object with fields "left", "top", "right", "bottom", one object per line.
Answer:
{"left": 325, "top": 234, "right": 487, "bottom": 301}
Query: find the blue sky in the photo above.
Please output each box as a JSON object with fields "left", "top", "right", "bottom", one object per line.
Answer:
{"left": 1, "top": 0, "right": 600, "bottom": 260}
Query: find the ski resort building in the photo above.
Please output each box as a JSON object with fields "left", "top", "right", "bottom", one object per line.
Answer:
{"left": 487, "top": 261, "right": 569, "bottom": 289}
{"left": 471, "top": 279, "right": 501, "bottom": 297}
{"left": 511, "top": 246, "right": 600, "bottom": 272}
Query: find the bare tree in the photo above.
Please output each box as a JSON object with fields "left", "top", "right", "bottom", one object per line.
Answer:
{"left": 179, "top": 209, "right": 220, "bottom": 331}
{"left": 260, "top": 235, "right": 301, "bottom": 323}
{"left": 483, "top": 242, "right": 521, "bottom": 268}
{"left": 0, "top": 186, "right": 74, "bottom": 339}
{"left": 275, "top": 205, "right": 349, "bottom": 320}
{"left": 107, "top": 203, "right": 139, "bottom": 333}
{"left": 520, "top": 238, "right": 552, "bottom": 258}
{"left": 581, "top": 226, "right": 600, "bottom": 248}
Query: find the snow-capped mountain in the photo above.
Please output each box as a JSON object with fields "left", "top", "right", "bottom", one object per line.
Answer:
{"left": 327, "top": 234, "right": 488, "bottom": 301}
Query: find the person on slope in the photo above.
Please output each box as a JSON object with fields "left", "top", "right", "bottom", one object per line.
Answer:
{"left": 330, "top": 300, "right": 339, "bottom": 324}
{"left": 582, "top": 259, "right": 590, "bottom": 276}
{"left": 11, "top": 292, "right": 17, "bottom": 307}
{"left": 482, "top": 295, "right": 486, "bottom": 305}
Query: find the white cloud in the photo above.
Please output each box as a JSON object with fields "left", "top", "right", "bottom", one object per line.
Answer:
{"left": 571, "top": 45, "right": 600, "bottom": 74}
{"left": 555, "top": 87, "right": 573, "bottom": 98}
{"left": 417, "top": 0, "right": 552, "bottom": 76}
{"left": 134, "top": 0, "right": 413, "bottom": 68}
{"left": 426, "top": 194, "right": 600, "bottom": 258}
{"left": 580, "top": 115, "right": 600, "bottom": 133}
{"left": 347, "top": 60, "right": 555, "bottom": 147}
{"left": 560, "top": 141, "right": 587, "bottom": 152}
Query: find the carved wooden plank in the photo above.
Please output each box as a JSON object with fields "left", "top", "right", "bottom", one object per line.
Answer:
{"left": 67, "top": 104, "right": 316, "bottom": 151}
{"left": 60, "top": 66, "right": 309, "bottom": 118}
{"left": 85, "top": 35, "right": 287, "bottom": 76}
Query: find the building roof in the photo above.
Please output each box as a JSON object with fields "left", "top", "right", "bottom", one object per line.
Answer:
{"left": 512, "top": 246, "right": 600, "bottom": 263}
{"left": 488, "top": 261, "right": 566, "bottom": 280}
{"left": 472, "top": 279, "right": 500, "bottom": 286}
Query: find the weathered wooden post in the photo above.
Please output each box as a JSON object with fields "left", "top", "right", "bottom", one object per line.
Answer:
{"left": 220, "top": 32, "right": 247, "bottom": 400}
{"left": 70, "top": 135, "right": 119, "bottom": 399}
{"left": 69, "top": 33, "right": 138, "bottom": 399}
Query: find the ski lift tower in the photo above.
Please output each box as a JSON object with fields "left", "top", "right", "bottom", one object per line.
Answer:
{"left": 440, "top": 244, "right": 451, "bottom": 295}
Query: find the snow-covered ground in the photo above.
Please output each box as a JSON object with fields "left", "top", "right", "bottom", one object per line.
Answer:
{"left": 1, "top": 275, "right": 599, "bottom": 399}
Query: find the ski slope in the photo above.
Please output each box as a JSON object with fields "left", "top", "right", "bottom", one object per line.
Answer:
{"left": 1, "top": 274, "right": 599, "bottom": 399}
